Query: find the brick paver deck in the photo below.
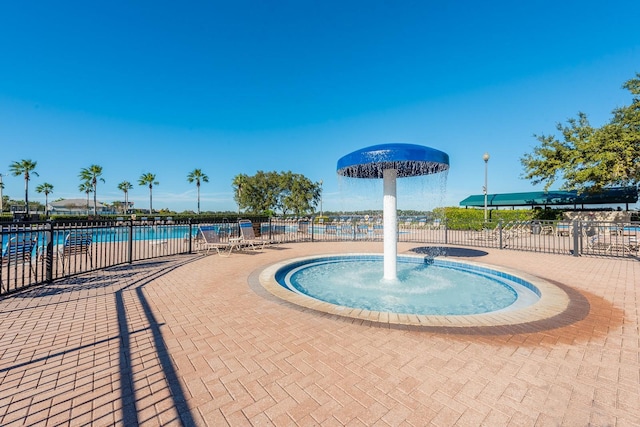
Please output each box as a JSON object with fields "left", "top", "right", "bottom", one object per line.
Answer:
{"left": 0, "top": 242, "right": 638, "bottom": 426}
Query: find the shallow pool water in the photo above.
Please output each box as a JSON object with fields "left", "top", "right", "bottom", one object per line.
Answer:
{"left": 277, "top": 256, "right": 540, "bottom": 316}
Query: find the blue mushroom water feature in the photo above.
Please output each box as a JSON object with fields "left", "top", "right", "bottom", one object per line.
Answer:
{"left": 337, "top": 143, "right": 450, "bottom": 281}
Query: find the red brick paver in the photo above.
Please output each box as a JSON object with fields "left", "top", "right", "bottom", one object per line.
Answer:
{"left": 0, "top": 242, "right": 638, "bottom": 426}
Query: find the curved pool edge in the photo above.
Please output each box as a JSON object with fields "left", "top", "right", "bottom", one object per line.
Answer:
{"left": 257, "top": 253, "right": 571, "bottom": 328}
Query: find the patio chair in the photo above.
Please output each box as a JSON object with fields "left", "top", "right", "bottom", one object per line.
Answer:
{"left": 325, "top": 224, "right": 338, "bottom": 235}
{"left": 297, "top": 220, "right": 311, "bottom": 241}
{"left": 584, "top": 232, "right": 611, "bottom": 253}
{"left": 197, "top": 225, "right": 236, "bottom": 257}
{"left": 555, "top": 221, "right": 571, "bottom": 236}
{"left": 372, "top": 224, "right": 384, "bottom": 240}
{"left": 57, "top": 230, "right": 93, "bottom": 272}
{"left": 628, "top": 235, "right": 639, "bottom": 256}
{"left": 508, "top": 221, "right": 531, "bottom": 237}
{"left": 468, "top": 227, "right": 500, "bottom": 241}
{"left": 340, "top": 223, "right": 354, "bottom": 239}
{"left": 1, "top": 234, "right": 38, "bottom": 290}
{"left": 261, "top": 222, "right": 286, "bottom": 244}
{"left": 239, "top": 219, "right": 270, "bottom": 250}
{"left": 357, "top": 223, "right": 369, "bottom": 239}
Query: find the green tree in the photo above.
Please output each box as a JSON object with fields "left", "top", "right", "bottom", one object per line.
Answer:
{"left": 138, "top": 173, "right": 159, "bottom": 214}
{"left": 79, "top": 165, "right": 105, "bottom": 216}
{"left": 280, "top": 172, "right": 321, "bottom": 216}
{"left": 117, "top": 181, "right": 133, "bottom": 214}
{"left": 521, "top": 73, "right": 640, "bottom": 193}
{"left": 232, "top": 171, "right": 278, "bottom": 215}
{"left": 186, "top": 169, "right": 209, "bottom": 215}
{"left": 9, "top": 159, "right": 38, "bottom": 215}
{"left": 78, "top": 181, "right": 93, "bottom": 216}
{"left": 231, "top": 171, "right": 321, "bottom": 216}
{"left": 35, "top": 182, "right": 54, "bottom": 217}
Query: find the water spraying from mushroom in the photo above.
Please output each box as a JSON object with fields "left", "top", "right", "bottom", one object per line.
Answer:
{"left": 337, "top": 143, "right": 450, "bottom": 281}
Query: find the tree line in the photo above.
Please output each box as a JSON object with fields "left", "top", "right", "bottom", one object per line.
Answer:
{"left": 2, "top": 163, "right": 322, "bottom": 218}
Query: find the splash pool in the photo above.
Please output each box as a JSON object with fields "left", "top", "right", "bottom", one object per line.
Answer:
{"left": 276, "top": 255, "right": 539, "bottom": 315}
{"left": 259, "top": 254, "right": 570, "bottom": 327}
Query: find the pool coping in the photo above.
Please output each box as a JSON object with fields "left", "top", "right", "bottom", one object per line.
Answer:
{"left": 257, "top": 253, "right": 571, "bottom": 328}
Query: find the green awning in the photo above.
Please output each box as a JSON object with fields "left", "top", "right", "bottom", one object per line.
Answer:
{"left": 459, "top": 187, "right": 638, "bottom": 208}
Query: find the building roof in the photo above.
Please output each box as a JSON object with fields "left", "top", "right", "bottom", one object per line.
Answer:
{"left": 459, "top": 187, "right": 638, "bottom": 208}
{"left": 50, "top": 198, "right": 106, "bottom": 208}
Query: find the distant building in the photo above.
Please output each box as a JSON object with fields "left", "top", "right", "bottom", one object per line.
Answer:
{"left": 49, "top": 199, "right": 112, "bottom": 215}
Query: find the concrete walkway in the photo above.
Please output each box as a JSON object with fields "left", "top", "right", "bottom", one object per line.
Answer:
{"left": 0, "top": 242, "right": 638, "bottom": 426}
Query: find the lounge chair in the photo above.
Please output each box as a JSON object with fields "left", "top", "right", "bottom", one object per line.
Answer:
{"left": 340, "top": 223, "right": 354, "bottom": 239}
{"left": 468, "top": 226, "right": 500, "bottom": 241}
{"left": 555, "top": 221, "right": 571, "bottom": 236}
{"left": 586, "top": 232, "right": 638, "bottom": 256}
{"left": 239, "top": 219, "right": 270, "bottom": 250}
{"left": 357, "top": 223, "right": 369, "bottom": 239}
{"left": 372, "top": 224, "right": 384, "bottom": 240}
{"left": 261, "top": 222, "right": 286, "bottom": 244}
{"left": 628, "top": 235, "right": 639, "bottom": 256}
{"left": 297, "top": 220, "right": 310, "bottom": 241}
{"left": 197, "top": 225, "right": 236, "bottom": 257}
{"left": 57, "top": 230, "right": 93, "bottom": 272}
{"left": 1, "top": 234, "right": 38, "bottom": 290}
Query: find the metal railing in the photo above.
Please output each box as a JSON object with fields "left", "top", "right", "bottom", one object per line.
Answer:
{"left": 2, "top": 217, "right": 638, "bottom": 296}
{"left": 1, "top": 218, "right": 198, "bottom": 296}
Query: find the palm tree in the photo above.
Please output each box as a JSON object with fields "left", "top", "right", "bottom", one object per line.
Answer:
{"left": 79, "top": 165, "right": 105, "bottom": 216}
{"left": 233, "top": 174, "right": 248, "bottom": 215}
{"left": 138, "top": 173, "right": 159, "bottom": 214}
{"left": 35, "top": 182, "right": 54, "bottom": 218}
{"left": 187, "top": 169, "right": 209, "bottom": 215}
{"left": 117, "top": 181, "right": 133, "bottom": 214}
{"left": 0, "top": 175, "right": 4, "bottom": 213}
{"left": 9, "top": 159, "right": 38, "bottom": 215}
{"left": 79, "top": 181, "right": 93, "bottom": 216}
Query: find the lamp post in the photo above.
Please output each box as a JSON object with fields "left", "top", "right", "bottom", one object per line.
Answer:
{"left": 319, "top": 180, "right": 323, "bottom": 218}
{"left": 483, "top": 152, "right": 490, "bottom": 222}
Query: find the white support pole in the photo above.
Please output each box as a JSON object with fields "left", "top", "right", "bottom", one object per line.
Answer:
{"left": 383, "top": 168, "right": 398, "bottom": 281}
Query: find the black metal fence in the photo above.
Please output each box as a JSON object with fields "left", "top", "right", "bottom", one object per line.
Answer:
{"left": 2, "top": 217, "right": 638, "bottom": 296}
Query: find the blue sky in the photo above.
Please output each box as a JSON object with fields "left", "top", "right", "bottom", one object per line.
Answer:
{"left": 1, "top": 1, "right": 639, "bottom": 213}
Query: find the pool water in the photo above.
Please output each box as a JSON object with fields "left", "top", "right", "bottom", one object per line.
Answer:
{"left": 1, "top": 225, "right": 201, "bottom": 249}
{"left": 277, "top": 256, "right": 540, "bottom": 316}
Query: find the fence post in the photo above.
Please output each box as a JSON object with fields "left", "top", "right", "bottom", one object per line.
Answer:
{"left": 498, "top": 220, "right": 503, "bottom": 249}
{"left": 572, "top": 220, "right": 580, "bottom": 257}
{"left": 353, "top": 219, "right": 357, "bottom": 241}
{"left": 45, "top": 221, "right": 54, "bottom": 283}
{"left": 127, "top": 220, "right": 134, "bottom": 264}
{"left": 188, "top": 218, "right": 193, "bottom": 254}
{"left": 444, "top": 219, "right": 448, "bottom": 245}
{"left": 311, "top": 216, "right": 315, "bottom": 242}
